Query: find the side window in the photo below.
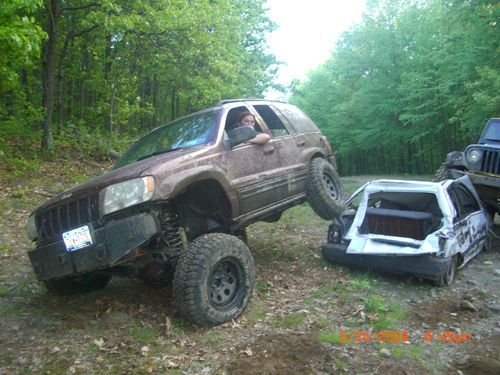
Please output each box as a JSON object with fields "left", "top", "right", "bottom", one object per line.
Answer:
{"left": 276, "top": 104, "right": 320, "bottom": 133}
{"left": 224, "top": 106, "right": 263, "bottom": 141}
{"left": 448, "top": 183, "right": 481, "bottom": 219}
{"left": 253, "top": 105, "right": 290, "bottom": 137}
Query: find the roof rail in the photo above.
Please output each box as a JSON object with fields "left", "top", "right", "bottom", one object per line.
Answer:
{"left": 215, "top": 98, "right": 286, "bottom": 106}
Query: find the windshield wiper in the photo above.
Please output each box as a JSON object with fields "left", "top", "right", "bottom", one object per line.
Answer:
{"left": 137, "top": 147, "right": 184, "bottom": 162}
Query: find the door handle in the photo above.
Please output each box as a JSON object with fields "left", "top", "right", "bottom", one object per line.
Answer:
{"left": 263, "top": 147, "right": 275, "bottom": 155}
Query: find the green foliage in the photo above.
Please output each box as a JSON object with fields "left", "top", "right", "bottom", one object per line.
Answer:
{"left": 256, "top": 281, "right": 270, "bottom": 295}
{"left": 0, "top": 0, "right": 45, "bottom": 89}
{"left": 291, "top": 0, "right": 499, "bottom": 175}
{"left": 317, "top": 331, "right": 342, "bottom": 345}
{"left": 1, "top": 0, "right": 278, "bottom": 158}
{"left": 130, "top": 325, "right": 158, "bottom": 344}
{"left": 364, "top": 295, "right": 389, "bottom": 314}
{"left": 276, "top": 312, "right": 306, "bottom": 328}
{"left": 0, "top": 244, "right": 12, "bottom": 257}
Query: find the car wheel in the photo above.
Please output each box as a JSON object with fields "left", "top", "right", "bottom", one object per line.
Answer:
{"left": 44, "top": 271, "right": 111, "bottom": 296}
{"left": 433, "top": 163, "right": 453, "bottom": 182}
{"left": 306, "top": 158, "right": 346, "bottom": 220}
{"left": 432, "top": 256, "right": 457, "bottom": 287}
{"left": 173, "top": 233, "right": 255, "bottom": 326}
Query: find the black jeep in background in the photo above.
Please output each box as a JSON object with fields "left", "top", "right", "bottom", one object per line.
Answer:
{"left": 435, "top": 118, "right": 499, "bottom": 216}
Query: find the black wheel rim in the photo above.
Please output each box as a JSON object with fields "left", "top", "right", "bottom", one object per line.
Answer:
{"left": 209, "top": 258, "right": 242, "bottom": 308}
{"left": 322, "top": 172, "right": 339, "bottom": 199}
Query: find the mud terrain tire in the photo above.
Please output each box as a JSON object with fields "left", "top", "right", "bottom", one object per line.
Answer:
{"left": 306, "top": 158, "right": 345, "bottom": 220}
{"left": 433, "top": 163, "right": 453, "bottom": 182}
{"left": 44, "top": 272, "right": 111, "bottom": 296}
{"left": 173, "top": 233, "right": 255, "bottom": 326}
{"left": 432, "top": 255, "right": 457, "bottom": 287}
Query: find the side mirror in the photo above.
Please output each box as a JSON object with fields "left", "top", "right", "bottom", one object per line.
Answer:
{"left": 227, "top": 126, "right": 257, "bottom": 147}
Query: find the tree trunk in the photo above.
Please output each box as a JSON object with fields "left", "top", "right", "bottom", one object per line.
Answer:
{"left": 57, "top": 35, "right": 71, "bottom": 129}
{"left": 104, "top": 34, "right": 113, "bottom": 132}
{"left": 41, "top": 0, "right": 60, "bottom": 150}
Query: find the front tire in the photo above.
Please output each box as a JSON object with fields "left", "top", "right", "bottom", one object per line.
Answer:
{"left": 44, "top": 271, "right": 111, "bottom": 296}
{"left": 433, "top": 163, "right": 453, "bottom": 182}
{"left": 306, "top": 158, "right": 346, "bottom": 220}
{"left": 172, "top": 233, "right": 255, "bottom": 326}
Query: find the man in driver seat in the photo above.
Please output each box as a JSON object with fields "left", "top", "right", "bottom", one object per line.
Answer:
{"left": 234, "top": 111, "right": 271, "bottom": 145}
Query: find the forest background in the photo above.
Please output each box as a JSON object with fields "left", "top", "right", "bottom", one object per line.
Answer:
{"left": 1, "top": 0, "right": 498, "bottom": 176}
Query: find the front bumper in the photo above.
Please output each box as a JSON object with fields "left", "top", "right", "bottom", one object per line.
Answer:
{"left": 28, "top": 212, "right": 159, "bottom": 281}
{"left": 322, "top": 242, "right": 451, "bottom": 281}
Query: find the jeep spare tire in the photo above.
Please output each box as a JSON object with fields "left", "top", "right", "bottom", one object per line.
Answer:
{"left": 306, "top": 158, "right": 346, "bottom": 220}
{"left": 172, "top": 233, "right": 255, "bottom": 326}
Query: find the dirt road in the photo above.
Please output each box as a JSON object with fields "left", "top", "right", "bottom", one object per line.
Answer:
{"left": 0, "top": 162, "right": 498, "bottom": 374}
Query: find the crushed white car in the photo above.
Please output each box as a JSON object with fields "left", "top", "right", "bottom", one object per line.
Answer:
{"left": 322, "top": 176, "right": 491, "bottom": 286}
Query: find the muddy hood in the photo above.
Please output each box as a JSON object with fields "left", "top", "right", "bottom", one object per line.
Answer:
{"left": 35, "top": 148, "right": 196, "bottom": 213}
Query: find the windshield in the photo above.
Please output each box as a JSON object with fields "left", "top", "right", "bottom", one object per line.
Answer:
{"left": 114, "top": 111, "right": 218, "bottom": 168}
{"left": 483, "top": 120, "right": 500, "bottom": 142}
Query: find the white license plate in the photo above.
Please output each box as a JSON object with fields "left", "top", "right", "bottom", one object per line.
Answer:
{"left": 62, "top": 225, "right": 93, "bottom": 252}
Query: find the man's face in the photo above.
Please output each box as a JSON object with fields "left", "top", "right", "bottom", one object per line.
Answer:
{"left": 240, "top": 115, "right": 255, "bottom": 127}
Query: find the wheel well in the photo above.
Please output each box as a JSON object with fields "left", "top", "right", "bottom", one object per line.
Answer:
{"left": 311, "top": 152, "right": 326, "bottom": 161}
{"left": 173, "top": 180, "right": 232, "bottom": 237}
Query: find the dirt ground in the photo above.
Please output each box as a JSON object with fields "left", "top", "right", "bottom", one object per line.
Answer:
{"left": 0, "top": 161, "right": 498, "bottom": 374}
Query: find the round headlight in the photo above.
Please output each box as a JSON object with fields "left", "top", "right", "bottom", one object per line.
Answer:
{"left": 466, "top": 149, "right": 482, "bottom": 164}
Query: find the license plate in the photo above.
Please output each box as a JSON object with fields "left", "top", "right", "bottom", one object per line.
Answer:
{"left": 62, "top": 225, "right": 93, "bottom": 252}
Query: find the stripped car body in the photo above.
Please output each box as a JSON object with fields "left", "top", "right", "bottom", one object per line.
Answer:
{"left": 322, "top": 176, "right": 491, "bottom": 285}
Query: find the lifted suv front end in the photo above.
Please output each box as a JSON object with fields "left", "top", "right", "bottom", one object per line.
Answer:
{"left": 27, "top": 178, "right": 161, "bottom": 282}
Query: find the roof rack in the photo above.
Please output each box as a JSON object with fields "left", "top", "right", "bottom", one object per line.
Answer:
{"left": 215, "top": 98, "right": 286, "bottom": 106}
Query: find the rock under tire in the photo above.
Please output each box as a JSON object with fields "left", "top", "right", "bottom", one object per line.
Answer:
{"left": 172, "top": 233, "right": 255, "bottom": 326}
{"left": 44, "top": 272, "right": 111, "bottom": 296}
{"left": 306, "top": 158, "right": 346, "bottom": 220}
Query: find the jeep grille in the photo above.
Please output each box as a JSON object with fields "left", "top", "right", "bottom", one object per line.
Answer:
{"left": 36, "top": 194, "right": 99, "bottom": 244}
{"left": 480, "top": 149, "right": 500, "bottom": 174}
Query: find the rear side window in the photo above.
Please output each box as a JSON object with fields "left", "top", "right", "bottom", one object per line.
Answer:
{"left": 448, "top": 183, "right": 481, "bottom": 219}
{"left": 276, "top": 104, "right": 319, "bottom": 133}
{"left": 253, "top": 105, "right": 291, "bottom": 137}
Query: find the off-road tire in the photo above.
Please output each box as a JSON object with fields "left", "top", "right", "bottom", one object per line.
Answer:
{"left": 172, "top": 233, "right": 255, "bottom": 326}
{"left": 44, "top": 271, "right": 111, "bottom": 296}
{"left": 306, "top": 158, "right": 346, "bottom": 220}
{"left": 432, "top": 256, "right": 457, "bottom": 287}
{"left": 433, "top": 163, "right": 453, "bottom": 182}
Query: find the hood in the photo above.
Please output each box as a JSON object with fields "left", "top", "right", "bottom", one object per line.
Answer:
{"left": 35, "top": 147, "right": 198, "bottom": 213}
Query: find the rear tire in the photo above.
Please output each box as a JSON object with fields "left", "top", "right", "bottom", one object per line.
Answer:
{"left": 432, "top": 256, "right": 457, "bottom": 287}
{"left": 173, "top": 233, "right": 255, "bottom": 326}
{"left": 44, "top": 271, "right": 111, "bottom": 296}
{"left": 306, "top": 158, "right": 346, "bottom": 220}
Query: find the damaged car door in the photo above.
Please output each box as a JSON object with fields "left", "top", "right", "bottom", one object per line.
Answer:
{"left": 446, "top": 180, "right": 489, "bottom": 264}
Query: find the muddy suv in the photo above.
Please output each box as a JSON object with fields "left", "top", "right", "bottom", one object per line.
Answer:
{"left": 435, "top": 118, "right": 499, "bottom": 216}
{"left": 26, "top": 99, "right": 344, "bottom": 326}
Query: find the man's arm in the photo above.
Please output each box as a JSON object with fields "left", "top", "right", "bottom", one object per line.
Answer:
{"left": 248, "top": 132, "right": 271, "bottom": 145}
